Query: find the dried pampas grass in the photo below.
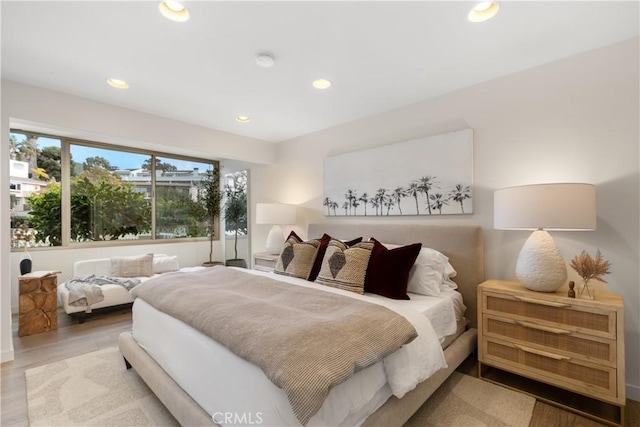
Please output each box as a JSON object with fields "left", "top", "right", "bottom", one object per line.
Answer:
{"left": 570, "top": 249, "right": 612, "bottom": 284}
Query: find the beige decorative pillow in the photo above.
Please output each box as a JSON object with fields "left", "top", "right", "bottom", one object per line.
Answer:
{"left": 111, "top": 253, "right": 154, "bottom": 277}
{"left": 274, "top": 231, "right": 321, "bottom": 280}
{"left": 315, "top": 240, "right": 374, "bottom": 294}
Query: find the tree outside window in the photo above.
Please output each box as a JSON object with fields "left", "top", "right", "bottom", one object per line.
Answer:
{"left": 9, "top": 131, "right": 219, "bottom": 248}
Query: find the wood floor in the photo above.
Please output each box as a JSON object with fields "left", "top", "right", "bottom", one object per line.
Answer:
{"left": 1, "top": 308, "right": 638, "bottom": 427}
{"left": 1, "top": 308, "right": 133, "bottom": 426}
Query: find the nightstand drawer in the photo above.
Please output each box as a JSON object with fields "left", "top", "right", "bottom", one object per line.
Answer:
{"left": 483, "top": 291, "right": 616, "bottom": 339}
{"left": 253, "top": 252, "right": 279, "bottom": 272}
{"left": 483, "top": 314, "right": 616, "bottom": 366}
{"left": 484, "top": 337, "right": 618, "bottom": 400}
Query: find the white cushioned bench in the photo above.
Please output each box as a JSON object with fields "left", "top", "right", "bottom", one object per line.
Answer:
{"left": 58, "top": 254, "right": 204, "bottom": 323}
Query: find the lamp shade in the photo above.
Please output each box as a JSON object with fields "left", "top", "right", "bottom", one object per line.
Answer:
{"left": 494, "top": 183, "right": 596, "bottom": 231}
{"left": 255, "top": 203, "right": 296, "bottom": 225}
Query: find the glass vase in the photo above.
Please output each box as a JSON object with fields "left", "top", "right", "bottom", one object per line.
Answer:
{"left": 578, "top": 279, "right": 595, "bottom": 300}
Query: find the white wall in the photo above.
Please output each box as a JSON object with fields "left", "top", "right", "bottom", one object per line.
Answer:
{"left": 252, "top": 38, "right": 640, "bottom": 400}
{"left": 0, "top": 81, "right": 277, "bottom": 362}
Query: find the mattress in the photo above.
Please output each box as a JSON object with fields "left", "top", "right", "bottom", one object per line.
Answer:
{"left": 131, "top": 269, "right": 465, "bottom": 426}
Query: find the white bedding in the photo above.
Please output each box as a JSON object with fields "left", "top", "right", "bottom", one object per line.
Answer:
{"left": 132, "top": 268, "right": 459, "bottom": 426}
{"left": 404, "top": 289, "right": 466, "bottom": 342}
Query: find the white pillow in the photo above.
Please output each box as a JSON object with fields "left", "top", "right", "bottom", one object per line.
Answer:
{"left": 441, "top": 262, "right": 459, "bottom": 290}
{"left": 153, "top": 255, "right": 180, "bottom": 274}
{"left": 383, "top": 243, "right": 457, "bottom": 296}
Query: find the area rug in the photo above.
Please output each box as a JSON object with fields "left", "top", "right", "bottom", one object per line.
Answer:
{"left": 25, "top": 347, "right": 178, "bottom": 426}
{"left": 405, "top": 371, "right": 535, "bottom": 427}
{"left": 26, "top": 347, "right": 535, "bottom": 427}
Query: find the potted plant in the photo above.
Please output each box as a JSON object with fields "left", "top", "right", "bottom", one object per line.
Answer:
{"left": 198, "top": 168, "right": 222, "bottom": 266}
{"left": 223, "top": 172, "right": 248, "bottom": 268}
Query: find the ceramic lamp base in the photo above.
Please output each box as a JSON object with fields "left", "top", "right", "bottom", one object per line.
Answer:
{"left": 516, "top": 230, "right": 567, "bottom": 292}
{"left": 265, "top": 225, "right": 285, "bottom": 255}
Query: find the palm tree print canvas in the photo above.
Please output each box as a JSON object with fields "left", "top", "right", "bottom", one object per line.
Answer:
{"left": 323, "top": 129, "right": 473, "bottom": 216}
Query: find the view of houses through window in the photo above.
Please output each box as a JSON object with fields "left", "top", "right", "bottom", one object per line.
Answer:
{"left": 9, "top": 130, "right": 219, "bottom": 249}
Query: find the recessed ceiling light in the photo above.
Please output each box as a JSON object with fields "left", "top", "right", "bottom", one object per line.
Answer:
{"left": 468, "top": 2, "right": 499, "bottom": 22}
{"left": 256, "top": 54, "right": 275, "bottom": 68}
{"left": 236, "top": 116, "right": 251, "bottom": 123}
{"left": 312, "top": 79, "right": 332, "bottom": 90}
{"left": 159, "top": 1, "right": 190, "bottom": 22}
{"left": 106, "top": 78, "right": 129, "bottom": 89}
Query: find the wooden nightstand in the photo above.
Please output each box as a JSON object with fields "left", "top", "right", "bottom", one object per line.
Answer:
{"left": 253, "top": 252, "right": 279, "bottom": 272}
{"left": 19, "top": 270, "right": 61, "bottom": 337}
{"left": 478, "top": 279, "right": 625, "bottom": 426}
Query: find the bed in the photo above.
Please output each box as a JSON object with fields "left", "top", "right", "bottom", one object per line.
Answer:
{"left": 119, "top": 223, "right": 484, "bottom": 426}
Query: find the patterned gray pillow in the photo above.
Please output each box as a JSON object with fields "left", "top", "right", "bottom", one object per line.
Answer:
{"left": 315, "top": 240, "right": 374, "bottom": 294}
{"left": 274, "top": 232, "right": 321, "bottom": 280}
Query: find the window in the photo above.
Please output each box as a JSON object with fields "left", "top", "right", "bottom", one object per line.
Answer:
{"left": 154, "top": 157, "right": 213, "bottom": 239}
{"left": 223, "top": 170, "right": 248, "bottom": 237}
{"left": 9, "top": 132, "right": 62, "bottom": 248}
{"left": 9, "top": 130, "right": 219, "bottom": 249}
{"left": 69, "top": 144, "right": 152, "bottom": 242}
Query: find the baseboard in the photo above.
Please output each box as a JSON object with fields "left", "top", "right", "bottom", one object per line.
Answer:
{"left": 1, "top": 347, "right": 15, "bottom": 363}
{"left": 626, "top": 383, "right": 640, "bottom": 403}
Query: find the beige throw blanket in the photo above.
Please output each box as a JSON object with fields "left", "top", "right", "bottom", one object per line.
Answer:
{"left": 131, "top": 267, "right": 417, "bottom": 425}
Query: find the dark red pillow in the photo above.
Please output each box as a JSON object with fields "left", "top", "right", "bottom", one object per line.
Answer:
{"left": 365, "top": 238, "right": 422, "bottom": 300}
{"left": 307, "top": 234, "right": 363, "bottom": 281}
{"left": 285, "top": 230, "right": 303, "bottom": 243}
{"left": 343, "top": 236, "right": 364, "bottom": 247}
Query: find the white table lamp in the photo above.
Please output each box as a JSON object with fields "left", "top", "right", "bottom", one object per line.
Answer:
{"left": 256, "top": 203, "right": 296, "bottom": 255}
{"left": 494, "top": 183, "right": 596, "bottom": 292}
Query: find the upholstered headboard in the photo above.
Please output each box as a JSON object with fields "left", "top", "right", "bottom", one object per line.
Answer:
{"left": 308, "top": 223, "right": 484, "bottom": 329}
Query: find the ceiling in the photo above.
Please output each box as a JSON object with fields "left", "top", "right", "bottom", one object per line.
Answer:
{"left": 2, "top": 1, "right": 638, "bottom": 143}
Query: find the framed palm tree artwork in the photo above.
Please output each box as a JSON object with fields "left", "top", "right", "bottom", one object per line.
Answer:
{"left": 323, "top": 129, "right": 473, "bottom": 216}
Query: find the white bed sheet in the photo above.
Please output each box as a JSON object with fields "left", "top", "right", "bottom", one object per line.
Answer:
{"left": 132, "top": 269, "right": 460, "bottom": 427}
{"left": 405, "top": 289, "right": 466, "bottom": 342}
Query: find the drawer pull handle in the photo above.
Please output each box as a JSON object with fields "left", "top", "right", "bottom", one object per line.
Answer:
{"left": 514, "top": 344, "right": 571, "bottom": 361}
{"left": 515, "top": 320, "right": 571, "bottom": 335}
{"left": 514, "top": 295, "right": 571, "bottom": 308}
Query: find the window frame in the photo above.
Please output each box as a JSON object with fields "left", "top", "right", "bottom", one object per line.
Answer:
{"left": 10, "top": 128, "right": 220, "bottom": 251}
